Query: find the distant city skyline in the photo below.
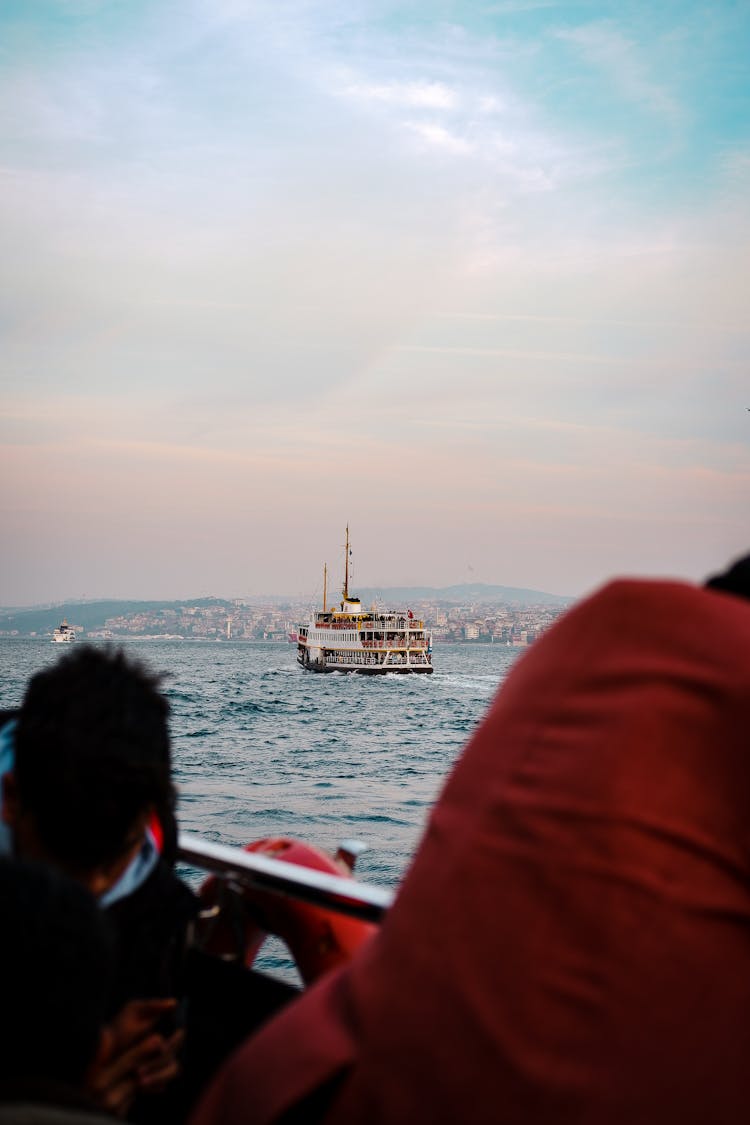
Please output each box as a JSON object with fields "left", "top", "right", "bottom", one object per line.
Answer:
{"left": 0, "top": 591, "right": 567, "bottom": 648}
{"left": 1, "top": 2, "right": 748, "bottom": 606}
{"left": 1, "top": 578, "right": 575, "bottom": 615}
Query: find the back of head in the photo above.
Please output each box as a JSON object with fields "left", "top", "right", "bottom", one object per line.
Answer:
{"left": 704, "top": 551, "right": 750, "bottom": 600}
{"left": 0, "top": 857, "right": 114, "bottom": 1088}
{"left": 14, "top": 646, "right": 174, "bottom": 874}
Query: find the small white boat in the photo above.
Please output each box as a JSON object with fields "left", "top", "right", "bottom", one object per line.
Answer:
{"left": 296, "top": 527, "right": 434, "bottom": 675}
{"left": 52, "top": 620, "right": 76, "bottom": 643}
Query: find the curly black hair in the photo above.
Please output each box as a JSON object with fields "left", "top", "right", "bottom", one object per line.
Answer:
{"left": 704, "top": 553, "right": 750, "bottom": 601}
{"left": 14, "top": 646, "right": 176, "bottom": 872}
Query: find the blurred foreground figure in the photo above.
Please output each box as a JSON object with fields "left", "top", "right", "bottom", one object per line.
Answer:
{"left": 0, "top": 647, "right": 195, "bottom": 1118}
{"left": 0, "top": 858, "right": 116, "bottom": 1123}
{"left": 0, "top": 645, "right": 192, "bottom": 1000}
{"left": 192, "top": 560, "right": 750, "bottom": 1125}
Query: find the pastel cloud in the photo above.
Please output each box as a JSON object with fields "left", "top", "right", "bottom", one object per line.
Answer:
{"left": 557, "top": 21, "right": 683, "bottom": 127}
{"left": 403, "top": 121, "right": 473, "bottom": 154}
{"left": 343, "top": 80, "right": 458, "bottom": 109}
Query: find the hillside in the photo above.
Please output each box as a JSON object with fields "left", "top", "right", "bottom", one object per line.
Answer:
{"left": 355, "top": 582, "right": 572, "bottom": 607}
{"left": 0, "top": 583, "right": 572, "bottom": 636}
{"left": 0, "top": 598, "right": 229, "bottom": 636}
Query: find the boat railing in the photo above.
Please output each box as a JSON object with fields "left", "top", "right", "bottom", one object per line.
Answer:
{"left": 361, "top": 639, "right": 428, "bottom": 649}
{"left": 177, "top": 833, "right": 394, "bottom": 924}
{"left": 370, "top": 617, "right": 424, "bottom": 630}
{"left": 313, "top": 620, "right": 425, "bottom": 632}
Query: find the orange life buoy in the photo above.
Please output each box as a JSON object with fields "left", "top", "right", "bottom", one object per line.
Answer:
{"left": 197, "top": 837, "right": 377, "bottom": 985}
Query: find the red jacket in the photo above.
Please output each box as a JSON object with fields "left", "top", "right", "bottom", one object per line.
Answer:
{"left": 192, "top": 579, "right": 750, "bottom": 1125}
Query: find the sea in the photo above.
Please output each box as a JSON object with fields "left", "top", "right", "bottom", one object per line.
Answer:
{"left": 0, "top": 638, "right": 521, "bottom": 977}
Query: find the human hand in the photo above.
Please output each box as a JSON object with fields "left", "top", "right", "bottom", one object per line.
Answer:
{"left": 87, "top": 998, "right": 184, "bottom": 1117}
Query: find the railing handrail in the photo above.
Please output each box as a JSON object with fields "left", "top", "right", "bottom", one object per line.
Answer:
{"left": 302, "top": 617, "right": 427, "bottom": 629}
{"left": 177, "top": 833, "right": 394, "bottom": 923}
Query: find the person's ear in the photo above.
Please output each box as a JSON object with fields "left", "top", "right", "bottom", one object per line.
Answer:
{"left": 86, "top": 826, "right": 148, "bottom": 899}
{"left": 1, "top": 770, "right": 19, "bottom": 827}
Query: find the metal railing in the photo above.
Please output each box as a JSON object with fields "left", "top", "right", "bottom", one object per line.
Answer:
{"left": 358, "top": 639, "right": 428, "bottom": 649}
{"left": 177, "top": 833, "right": 394, "bottom": 924}
{"left": 310, "top": 618, "right": 425, "bottom": 631}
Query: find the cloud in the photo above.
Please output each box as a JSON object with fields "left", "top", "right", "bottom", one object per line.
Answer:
{"left": 342, "top": 80, "right": 458, "bottom": 109}
{"left": 720, "top": 147, "right": 750, "bottom": 196}
{"left": 484, "top": 1, "right": 561, "bottom": 11}
{"left": 557, "top": 21, "right": 683, "bottom": 128}
{"left": 402, "top": 121, "right": 472, "bottom": 154}
{"left": 478, "top": 95, "right": 505, "bottom": 114}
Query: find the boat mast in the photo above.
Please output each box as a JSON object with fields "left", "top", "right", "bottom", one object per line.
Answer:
{"left": 344, "top": 524, "right": 350, "bottom": 601}
{"left": 323, "top": 563, "right": 328, "bottom": 614}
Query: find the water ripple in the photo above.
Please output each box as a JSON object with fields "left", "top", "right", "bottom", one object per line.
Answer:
{"left": 0, "top": 639, "right": 519, "bottom": 889}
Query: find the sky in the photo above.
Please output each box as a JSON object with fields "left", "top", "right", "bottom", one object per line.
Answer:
{"left": 1, "top": 0, "right": 748, "bottom": 605}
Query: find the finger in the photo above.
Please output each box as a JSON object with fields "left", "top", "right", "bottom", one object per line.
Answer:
{"left": 118, "top": 997, "right": 177, "bottom": 1030}
{"left": 136, "top": 1028, "right": 185, "bottom": 1076}
{"left": 129, "top": 997, "right": 178, "bottom": 1018}
{"left": 165, "top": 1027, "right": 186, "bottom": 1054}
{"left": 137, "top": 1056, "right": 181, "bottom": 1093}
{"left": 92, "top": 1074, "right": 138, "bottom": 1119}
{"left": 95, "top": 1032, "right": 167, "bottom": 1090}
{"left": 109, "top": 998, "right": 178, "bottom": 1050}
{"left": 136, "top": 1035, "right": 185, "bottom": 1087}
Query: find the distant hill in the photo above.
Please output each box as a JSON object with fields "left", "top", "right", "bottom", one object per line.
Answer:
{"left": 356, "top": 583, "right": 572, "bottom": 607}
{"left": 0, "top": 583, "right": 572, "bottom": 636}
{"left": 0, "top": 598, "right": 229, "bottom": 636}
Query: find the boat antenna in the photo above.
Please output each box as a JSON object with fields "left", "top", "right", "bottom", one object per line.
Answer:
{"left": 344, "top": 523, "right": 350, "bottom": 601}
{"left": 323, "top": 562, "right": 328, "bottom": 614}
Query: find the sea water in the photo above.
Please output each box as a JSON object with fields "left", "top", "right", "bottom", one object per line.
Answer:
{"left": 0, "top": 639, "right": 521, "bottom": 976}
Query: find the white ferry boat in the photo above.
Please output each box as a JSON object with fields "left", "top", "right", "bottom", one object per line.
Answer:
{"left": 296, "top": 529, "right": 433, "bottom": 675}
{"left": 52, "top": 620, "right": 76, "bottom": 643}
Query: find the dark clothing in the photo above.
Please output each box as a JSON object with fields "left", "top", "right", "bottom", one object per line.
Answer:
{"left": 0, "top": 1106, "right": 117, "bottom": 1125}
{"left": 0, "top": 1078, "right": 117, "bottom": 1125}
{"left": 128, "top": 951, "right": 299, "bottom": 1124}
{"left": 104, "top": 857, "right": 197, "bottom": 1016}
{"left": 107, "top": 862, "right": 298, "bottom": 1122}
{"left": 191, "top": 578, "right": 750, "bottom": 1125}
{"left": 179, "top": 954, "right": 300, "bottom": 1115}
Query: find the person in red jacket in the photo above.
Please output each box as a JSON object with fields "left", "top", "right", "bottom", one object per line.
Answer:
{"left": 191, "top": 555, "right": 750, "bottom": 1125}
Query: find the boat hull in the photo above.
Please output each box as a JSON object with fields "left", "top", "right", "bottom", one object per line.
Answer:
{"left": 298, "top": 660, "right": 433, "bottom": 675}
